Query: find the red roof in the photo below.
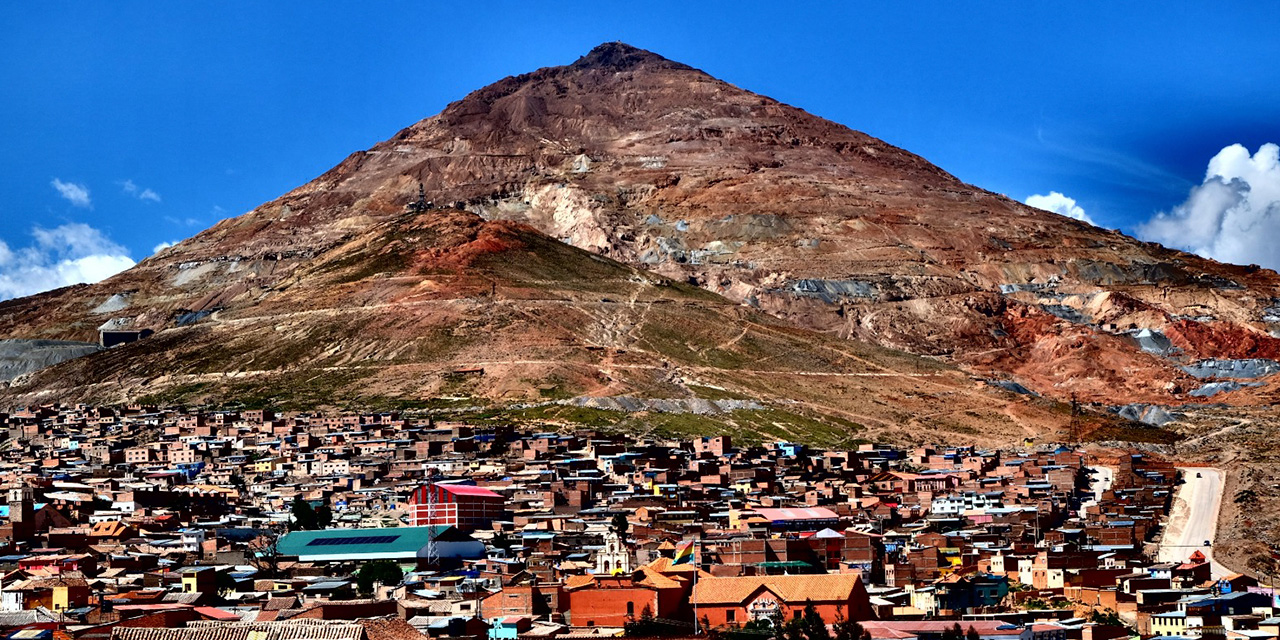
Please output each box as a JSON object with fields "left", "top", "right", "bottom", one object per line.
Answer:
{"left": 752, "top": 507, "right": 839, "bottom": 521}
{"left": 437, "top": 483, "right": 502, "bottom": 498}
{"left": 194, "top": 606, "right": 242, "bottom": 620}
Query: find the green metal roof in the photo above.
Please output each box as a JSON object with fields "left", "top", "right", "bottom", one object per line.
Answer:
{"left": 757, "top": 560, "right": 812, "bottom": 568}
{"left": 277, "top": 526, "right": 452, "bottom": 561}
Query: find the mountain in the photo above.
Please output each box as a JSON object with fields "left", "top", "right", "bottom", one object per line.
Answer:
{"left": 383, "top": 41, "right": 1279, "bottom": 407}
{"left": 0, "top": 206, "right": 1086, "bottom": 446}
{"left": 1, "top": 41, "right": 1276, "bottom": 439}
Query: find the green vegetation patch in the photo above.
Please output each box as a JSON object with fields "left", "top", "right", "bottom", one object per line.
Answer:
{"left": 448, "top": 402, "right": 863, "bottom": 448}
{"left": 1086, "top": 421, "right": 1183, "bottom": 445}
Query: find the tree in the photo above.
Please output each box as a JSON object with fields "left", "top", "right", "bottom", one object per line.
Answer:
{"left": 1087, "top": 609, "right": 1126, "bottom": 627}
{"left": 777, "top": 602, "right": 830, "bottom": 640}
{"left": 248, "top": 528, "right": 283, "bottom": 578}
{"left": 291, "top": 497, "right": 323, "bottom": 530}
{"left": 775, "top": 616, "right": 803, "bottom": 640}
{"left": 487, "top": 429, "right": 510, "bottom": 458}
{"left": 316, "top": 504, "right": 333, "bottom": 529}
{"left": 624, "top": 606, "right": 653, "bottom": 636}
{"left": 491, "top": 531, "right": 514, "bottom": 551}
{"left": 611, "top": 513, "right": 630, "bottom": 540}
{"left": 215, "top": 570, "right": 238, "bottom": 598}
{"left": 801, "top": 603, "right": 831, "bottom": 640}
{"left": 941, "top": 623, "right": 965, "bottom": 640}
{"left": 712, "top": 617, "right": 773, "bottom": 640}
{"left": 1023, "top": 597, "right": 1048, "bottom": 610}
{"left": 966, "top": 627, "right": 980, "bottom": 640}
{"left": 356, "top": 559, "right": 404, "bottom": 594}
{"left": 833, "top": 612, "right": 870, "bottom": 640}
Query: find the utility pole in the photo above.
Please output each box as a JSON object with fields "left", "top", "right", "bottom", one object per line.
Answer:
{"left": 692, "top": 538, "right": 700, "bottom": 635}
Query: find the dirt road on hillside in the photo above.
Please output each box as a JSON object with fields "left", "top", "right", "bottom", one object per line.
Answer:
{"left": 1158, "top": 468, "right": 1231, "bottom": 578}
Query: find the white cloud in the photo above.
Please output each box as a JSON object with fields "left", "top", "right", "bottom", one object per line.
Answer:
{"left": 51, "top": 178, "right": 92, "bottom": 208}
{"left": 120, "top": 179, "right": 161, "bottom": 203}
{"left": 1138, "top": 143, "right": 1280, "bottom": 270}
{"left": 153, "top": 240, "right": 178, "bottom": 254}
{"left": 0, "top": 223, "right": 136, "bottom": 301}
{"left": 1025, "top": 191, "right": 1095, "bottom": 225}
{"left": 163, "top": 215, "right": 201, "bottom": 227}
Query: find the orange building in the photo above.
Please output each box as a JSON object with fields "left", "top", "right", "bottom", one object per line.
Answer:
{"left": 689, "top": 573, "right": 874, "bottom": 629}
{"left": 563, "top": 567, "right": 691, "bottom": 628}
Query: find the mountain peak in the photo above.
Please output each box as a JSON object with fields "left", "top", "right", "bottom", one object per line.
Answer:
{"left": 569, "top": 41, "right": 692, "bottom": 72}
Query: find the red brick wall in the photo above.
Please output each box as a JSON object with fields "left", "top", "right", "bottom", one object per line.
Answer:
{"left": 697, "top": 597, "right": 871, "bottom": 630}
{"left": 567, "top": 587, "right": 659, "bottom": 628}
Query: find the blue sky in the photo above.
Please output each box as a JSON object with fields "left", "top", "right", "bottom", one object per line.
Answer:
{"left": 3, "top": 2, "right": 1280, "bottom": 298}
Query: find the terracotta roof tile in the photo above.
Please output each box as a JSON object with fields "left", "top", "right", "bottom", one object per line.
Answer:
{"left": 689, "top": 574, "right": 863, "bottom": 605}
{"left": 112, "top": 621, "right": 366, "bottom": 640}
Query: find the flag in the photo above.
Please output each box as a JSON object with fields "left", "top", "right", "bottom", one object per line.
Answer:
{"left": 674, "top": 540, "right": 695, "bottom": 564}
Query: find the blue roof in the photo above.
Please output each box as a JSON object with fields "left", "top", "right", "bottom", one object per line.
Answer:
{"left": 278, "top": 526, "right": 453, "bottom": 560}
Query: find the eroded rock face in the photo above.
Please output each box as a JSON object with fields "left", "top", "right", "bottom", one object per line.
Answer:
{"left": 2, "top": 42, "right": 1279, "bottom": 408}
{"left": 0, "top": 339, "right": 102, "bottom": 382}
{"left": 0, "top": 209, "right": 1081, "bottom": 447}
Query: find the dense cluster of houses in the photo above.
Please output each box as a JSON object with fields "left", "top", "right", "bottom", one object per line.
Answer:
{"left": 0, "top": 404, "right": 1274, "bottom": 640}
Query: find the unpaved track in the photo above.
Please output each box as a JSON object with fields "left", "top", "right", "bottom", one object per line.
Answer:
{"left": 1158, "top": 467, "right": 1231, "bottom": 578}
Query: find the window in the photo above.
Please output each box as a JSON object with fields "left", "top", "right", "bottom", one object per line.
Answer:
{"left": 727, "top": 610, "right": 736, "bottom": 623}
{"left": 627, "top": 602, "right": 635, "bottom": 617}
{"left": 794, "top": 610, "right": 802, "bottom": 620}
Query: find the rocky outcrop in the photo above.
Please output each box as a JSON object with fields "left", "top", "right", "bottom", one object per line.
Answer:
{"left": 0, "top": 339, "right": 102, "bottom": 382}
{"left": 1, "top": 42, "right": 1277, "bottom": 413}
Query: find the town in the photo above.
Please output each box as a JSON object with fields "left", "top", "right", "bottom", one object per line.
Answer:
{"left": 0, "top": 404, "right": 1270, "bottom": 640}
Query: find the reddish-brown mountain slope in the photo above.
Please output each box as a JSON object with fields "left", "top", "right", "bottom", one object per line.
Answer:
{"left": 0, "top": 208, "right": 1085, "bottom": 446}
{"left": 2, "top": 42, "right": 1278, "bottom": 412}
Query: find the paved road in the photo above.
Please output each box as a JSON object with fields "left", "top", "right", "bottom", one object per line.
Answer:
{"left": 1157, "top": 467, "right": 1230, "bottom": 578}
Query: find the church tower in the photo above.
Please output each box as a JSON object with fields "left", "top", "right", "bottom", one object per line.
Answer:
{"left": 595, "top": 529, "right": 632, "bottom": 575}
{"left": 8, "top": 487, "right": 34, "bottom": 542}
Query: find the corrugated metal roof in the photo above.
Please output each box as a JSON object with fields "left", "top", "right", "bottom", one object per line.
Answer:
{"left": 436, "top": 484, "right": 502, "bottom": 498}
{"left": 752, "top": 507, "right": 839, "bottom": 521}
{"left": 113, "top": 621, "right": 365, "bottom": 640}
{"left": 276, "top": 526, "right": 449, "bottom": 560}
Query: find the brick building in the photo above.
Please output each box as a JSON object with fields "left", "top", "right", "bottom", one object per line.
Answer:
{"left": 409, "top": 483, "right": 505, "bottom": 531}
{"left": 689, "top": 573, "right": 873, "bottom": 629}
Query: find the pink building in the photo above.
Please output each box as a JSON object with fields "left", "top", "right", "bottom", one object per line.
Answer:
{"left": 409, "top": 483, "right": 505, "bottom": 531}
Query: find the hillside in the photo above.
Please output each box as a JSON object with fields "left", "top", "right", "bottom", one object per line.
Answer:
{"left": 0, "top": 207, "right": 1092, "bottom": 446}
{"left": 1, "top": 42, "right": 1276, "bottom": 441}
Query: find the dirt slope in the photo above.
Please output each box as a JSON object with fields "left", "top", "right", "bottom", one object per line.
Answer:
{"left": 1, "top": 42, "right": 1277, "bottom": 427}
{"left": 0, "top": 209, "right": 1087, "bottom": 446}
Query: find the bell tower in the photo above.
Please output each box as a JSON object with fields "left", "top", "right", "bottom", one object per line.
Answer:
{"left": 8, "top": 487, "right": 34, "bottom": 541}
{"left": 595, "top": 529, "right": 632, "bottom": 575}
